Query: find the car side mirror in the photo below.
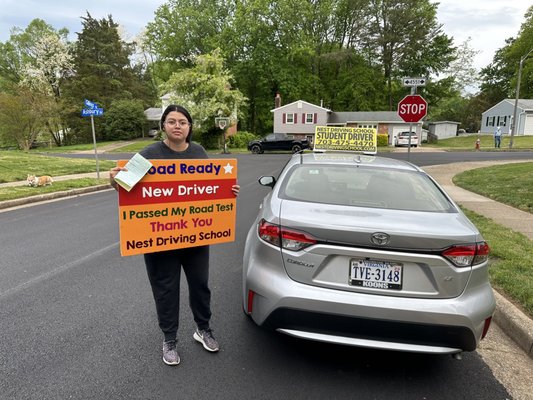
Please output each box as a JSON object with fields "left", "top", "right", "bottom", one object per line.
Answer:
{"left": 258, "top": 176, "right": 276, "bottom": 188}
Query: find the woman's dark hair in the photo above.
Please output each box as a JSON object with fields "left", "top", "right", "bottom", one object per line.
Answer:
{"left": 160, "top": 104, "right": 193, "bottom": 143}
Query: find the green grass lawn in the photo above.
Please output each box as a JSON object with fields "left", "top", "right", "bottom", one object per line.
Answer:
{"left": 0, "top": 178, "right": 109, "bottom": 201}
{"left": 453, "top": 162, "right": 533, "bottom": 213}
{"left": 454, "top": 163, "right": 533, "bottom": 317}
{"left": 425, "top": 134, "right": 533, "bottom": 150}
{"left": 463, "top": 209, "right": 533, "bottom": 316}
{"left": 0, "top": 151, "right": 115, "bottom": 183}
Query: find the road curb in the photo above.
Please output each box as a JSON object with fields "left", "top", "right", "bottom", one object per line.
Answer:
{"left": 493, "top": 290, "right": 533, "bottom": 358}
{"left": 0, "top": 184, "right": 112, "bottom": 210}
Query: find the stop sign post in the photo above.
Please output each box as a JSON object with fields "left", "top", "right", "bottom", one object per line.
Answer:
{"left": 397, "top": 94, "right": 427, "bottom": 160}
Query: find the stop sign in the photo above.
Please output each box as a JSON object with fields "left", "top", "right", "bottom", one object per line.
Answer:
{"left": 397, "top": 94, "right": 428, "bottom": 123}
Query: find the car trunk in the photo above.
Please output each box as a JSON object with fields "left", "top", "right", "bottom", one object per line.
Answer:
{"left": 278, "top": 200, "right": 478, "bottom": 299}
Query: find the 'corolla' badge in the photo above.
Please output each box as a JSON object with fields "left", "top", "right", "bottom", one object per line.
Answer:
{"left": 371, "top": 232, "right": 390, "bottom": 246}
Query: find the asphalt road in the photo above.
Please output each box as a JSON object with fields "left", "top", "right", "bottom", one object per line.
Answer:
{"left": 2, "top": 152, "right": 532, "bottom": 399}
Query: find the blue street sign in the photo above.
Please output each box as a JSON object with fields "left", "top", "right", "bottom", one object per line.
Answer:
{"left": 81, "top": 108, "right": 104, "bottom": 117}
{"left": 84, "top": 99, "right": 98, "bottom": 109}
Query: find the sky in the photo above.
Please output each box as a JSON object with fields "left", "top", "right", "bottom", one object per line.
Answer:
{"left": 0, "top": 0, "right": 531, "bottom": 72}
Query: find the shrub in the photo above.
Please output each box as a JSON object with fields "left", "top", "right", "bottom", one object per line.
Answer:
{"left": 228, "top": 131, "right": 258, "bottom": 148}
{"left": 104, "top": 99, "right": 146, "bottom": 140}
{"left": 377, "top": 134, "right": 389, "bottom": 147}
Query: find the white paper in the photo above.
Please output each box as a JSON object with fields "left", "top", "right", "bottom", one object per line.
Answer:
{"left": 114, "top": 153, "right": 153, "bottom": 192}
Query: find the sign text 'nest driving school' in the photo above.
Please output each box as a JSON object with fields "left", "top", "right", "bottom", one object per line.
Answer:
{"left": 117, "top": 159, "right": 237, "bottom": 256}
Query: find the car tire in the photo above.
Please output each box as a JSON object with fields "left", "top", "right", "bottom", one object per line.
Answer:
{"left": 251, "top": 145, "right": 262, "bottom": 154}
{"left": 292, "top": 144, "right": 302, "bottom": 153}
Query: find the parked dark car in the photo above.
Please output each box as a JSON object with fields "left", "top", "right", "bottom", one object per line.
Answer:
{"left": 248, "top": 133, "right": 310, "bottom": 154}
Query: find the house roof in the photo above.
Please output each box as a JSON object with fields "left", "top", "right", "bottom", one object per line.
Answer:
{"left": 144, "top": 107, "right": 162, "bottom": 121}
{"left": 328, "top": 111, "right": 406, "bottom": 124}
{"left": 428, "top": 121, "right": 460, "bottom": 125}
{"left": 271, "top": 100, "right": 331, "bottom": 112}
{"left": 516, "top": 99, "right": 533, "bottom": 110}
{"left": 483, "top": 99, "right": 533, "bottom": 114}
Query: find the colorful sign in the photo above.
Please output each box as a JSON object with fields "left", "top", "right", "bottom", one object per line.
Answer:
{"left": 117, "top": 159, "right": 238, "bottom": 256}
{"left": 314, "top": 126, "right": 377, "bottom": 153}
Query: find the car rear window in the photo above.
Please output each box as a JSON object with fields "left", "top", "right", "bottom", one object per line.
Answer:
{"left": 281, "top": 165, "right": 454, "bottom": 212}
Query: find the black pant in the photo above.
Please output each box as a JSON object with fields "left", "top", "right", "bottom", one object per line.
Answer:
{"left": 144, "top": 246, "right": 211, "bottom": 341}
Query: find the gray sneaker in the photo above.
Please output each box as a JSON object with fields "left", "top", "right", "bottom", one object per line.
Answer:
{"left": 193, "top": 328, "right": 219, "bottom": 352}
{"left": 162, "top": 340, "right": 180, "bottom": 365}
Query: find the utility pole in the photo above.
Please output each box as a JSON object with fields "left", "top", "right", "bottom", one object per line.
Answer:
{"left": 509, "top": 48, "right": 533, "bottom": 148}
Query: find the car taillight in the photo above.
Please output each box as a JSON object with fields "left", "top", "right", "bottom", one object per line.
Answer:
{"left": 442, "top": 242, "right": 490, "bottom": 267}
{"left": 258, "top": 219, "right": 317, "bottom": 251}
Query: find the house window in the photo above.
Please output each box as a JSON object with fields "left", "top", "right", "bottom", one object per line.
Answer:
{"left": 305, "top": 113, "right": 315, "bottom": 124}
{"left": 358, "top": 124, "right": 377, "bottom": 129}
{"left": 287, "top": 113, "right": 295, "bottom": 124}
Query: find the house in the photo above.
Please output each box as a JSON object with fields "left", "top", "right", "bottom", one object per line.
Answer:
{"left": 428, "top": 121, "right": 460, "bottom": 139}
{"left": 271, "top": 96, "right": 330, "bottom": 143}
{"left": 480, "top": 99, "right": 533, "bottom": 135}
{"left": 271, "top": 96, "right": 423, "bottom": 145}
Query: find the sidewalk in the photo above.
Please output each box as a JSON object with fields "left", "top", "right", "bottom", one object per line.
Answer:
{"left": 0, "top": 159, "right": 532, "bottom": 360}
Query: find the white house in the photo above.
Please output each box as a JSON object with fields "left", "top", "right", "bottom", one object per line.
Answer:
{"left": 480, "top": 99, "right": 533, "bottom": 135}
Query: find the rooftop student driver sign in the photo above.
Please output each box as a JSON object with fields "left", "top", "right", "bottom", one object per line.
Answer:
{"left": 117, "top": 159, "right": 238, "bottom": 256}
{"left": 314, "top": 126, "right": 377, "bottom": 153}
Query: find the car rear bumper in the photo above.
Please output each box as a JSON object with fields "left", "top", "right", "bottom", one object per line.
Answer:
{"left": 244, "top": 266, "right": 495, "bottom": 353}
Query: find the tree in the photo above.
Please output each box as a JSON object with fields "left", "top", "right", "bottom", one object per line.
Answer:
{"left": 480, "top": 6, "right": 533, "bottom": 104}
{"left": 364, "top": 0, "right": 455, "bottom": 109}
{"left": 442, "top": 38, "right": 480, "bottom": 95}
{"left": 0, "top": 88, "right": 47, "bottom": 151}
{"left": 160, "top": 49, "right": 246, "bottom": 148}
{"left": 104, "top": 99, "right": 147, "bottom": 140}
{"left": 63, "top": 12, "right": 155, "bottom": 143}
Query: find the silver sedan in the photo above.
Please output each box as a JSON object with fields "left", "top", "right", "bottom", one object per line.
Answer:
{"left": 242, "top": 152, "right": 495, "bottom": 355}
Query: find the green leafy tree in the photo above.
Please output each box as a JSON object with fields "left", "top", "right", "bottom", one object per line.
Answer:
{"left": 63, "top": 12, "right": 155, "bottom": 143}
{"left": 0, "top": 88, "right": 47, "bottom": 151}
{"left": 480, "top": 6, "right": 533, "bottom": 104}
{"left": 104, "top": 99, "right": 147, "bottom": 140}
{"left": 365, "top": 0, "right": 455, "bottom": 109}
{"left": 160, "top": 49, "right": 246, "bottom": 148}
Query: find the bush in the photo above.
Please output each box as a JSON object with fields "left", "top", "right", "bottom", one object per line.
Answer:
{"left": 227, "top": 131, "right": 258, "bottom": 148}
{"left": 104, "top": 99, "right": 146, "bottom": 140}
{"left": 195, "top": 127, "right": 223, "bottom": 150}
{"left": 377, "top": 134, "right": 389, "bottom": 147}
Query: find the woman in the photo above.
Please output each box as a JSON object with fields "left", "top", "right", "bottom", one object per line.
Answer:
{"left": 110, "top": 105, "right": 239, "bottom": 366}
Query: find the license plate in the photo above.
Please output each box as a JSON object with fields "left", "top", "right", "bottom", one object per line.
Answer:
{"left": 349, "top": 259, "right": 403, "bottom": 290}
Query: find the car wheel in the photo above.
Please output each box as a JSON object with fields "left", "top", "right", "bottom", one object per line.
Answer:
{"left": 292, "top": 144, "right": 302, "bottom": 153}
{"left": 251, "top": 145, "right": 261, "bottom": 154}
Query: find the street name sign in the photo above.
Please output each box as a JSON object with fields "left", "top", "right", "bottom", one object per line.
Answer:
{"left": 402, "top": 77, "right": 427, "bottom": 87}
{"left": 81, "top": 108, "right": 104, "bottom": 117}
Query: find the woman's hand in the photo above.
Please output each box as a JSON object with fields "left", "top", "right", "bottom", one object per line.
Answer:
{"left": 231, "top": 184, "right": 240, "bottom": 197}
{"left": 109, "top": 166, "right": 127, "bottom": 191}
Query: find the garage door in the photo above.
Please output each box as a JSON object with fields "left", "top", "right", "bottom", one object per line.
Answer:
{"left": 524, "top": 114, "right": 533, "bottom": 135}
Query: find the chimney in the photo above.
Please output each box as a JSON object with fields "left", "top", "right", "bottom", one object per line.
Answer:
{"left": 275, "top": 92, "right": 281, "bottom": 109}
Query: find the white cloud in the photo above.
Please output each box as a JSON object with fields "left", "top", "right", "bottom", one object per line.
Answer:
{"left": 437, "top": 0, "right": 531, "bottom": 70}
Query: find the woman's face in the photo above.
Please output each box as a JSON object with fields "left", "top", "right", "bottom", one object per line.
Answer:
{"left": 163, "top": 111, "right": 191, "bottom": 144}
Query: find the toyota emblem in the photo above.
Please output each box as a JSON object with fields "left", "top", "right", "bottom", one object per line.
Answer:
{"left": 371, "top": 232, "right": 390, "bottom": 246}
